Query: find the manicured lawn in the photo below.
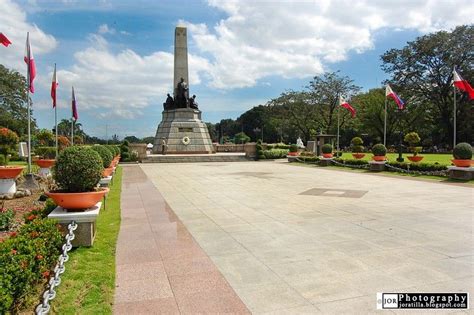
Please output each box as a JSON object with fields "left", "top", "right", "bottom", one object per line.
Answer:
{"left": 340, "top": 153, "right": 453, "bottom": 165}
{"left": 51, "top": 167, "right": 122, "bottom": 314}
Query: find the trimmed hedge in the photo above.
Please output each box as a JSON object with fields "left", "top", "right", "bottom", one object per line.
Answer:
{"left": 453, "top": 142, "right": 472, "bottom": 160}
{"left": 333, "top": 158, "right": 369, "bottom": 166}
{"left": 262, "top": 149, "right": 288, "bottom": 159}
{"left": 387, "top": 161, "right": 448, "bottom": 172}
{"left": 92, "top": 145, "right": 113, "bottom": 168}
{"left": 372, "top": 144, "right": 387, "bottom": 156}
{"left": 322, "top": 143, "right": 332, "bottom": 154}
{"left": 54, "top": 146, "right": 103, "bottom": 192}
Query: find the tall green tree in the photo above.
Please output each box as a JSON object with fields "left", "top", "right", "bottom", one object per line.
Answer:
{"left": 381, "top": 25, "right": 474, "bottom": 146}
{"left": 0, "top": 65, "right": 37, "bottom": 136}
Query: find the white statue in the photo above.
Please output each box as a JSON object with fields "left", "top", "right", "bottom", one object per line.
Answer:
{"left": 296, "top": 137, "right": 305, "bottom": 148}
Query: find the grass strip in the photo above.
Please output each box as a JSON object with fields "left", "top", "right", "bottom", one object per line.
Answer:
{"left": 51, "top": 166, "right": 122, "bottom": 314}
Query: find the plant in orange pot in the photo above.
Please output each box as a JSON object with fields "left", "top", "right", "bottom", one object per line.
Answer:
{"left": 91, "top": 145, "right": 114, "bottom": 177}
{"left": 34, "top": 146, "right": 56, "bottom": 176}
{"left": 404, "top": 132, "right": 424, "bottom": 162}
{"left": 350, "top": 137, "right": 365, "bottom": 159}
{"left": 452, "top": 142, "right": 473, "bottom": 167}
{"left": 46, "top": 146, "right": 108, "bottom": 211}
{"left": 371, "top": 144, "right": 387, "bottom": 161}
{"left": 288, "top": 144, "right": 298, "bottom": 156}
{"left": 321, "top": 143, "right": 333, "bottom": 158}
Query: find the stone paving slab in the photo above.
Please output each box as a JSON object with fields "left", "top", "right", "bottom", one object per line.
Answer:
{"left": 114, "top": 165, "right": 249, "bottom": 314}
{"left": 141, "top": 161, "right": 473, "bottom": 314}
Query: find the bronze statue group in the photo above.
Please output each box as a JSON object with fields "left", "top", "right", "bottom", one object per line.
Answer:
{"left": 163, "top": 77, "right": 199, "bottom": 110}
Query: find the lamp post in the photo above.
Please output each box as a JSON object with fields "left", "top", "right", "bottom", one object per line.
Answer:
{"left": 397, "top": 131, "right": 404, "bottom": 162}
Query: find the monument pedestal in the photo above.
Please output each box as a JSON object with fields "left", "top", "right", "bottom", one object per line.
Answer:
{"left": 369, "top": 161, "right": 386, "bottom": 171}
{"left": 447, "top": 166, "right": 474, "bottom": 180}
{"left": 319, "top": 158, "right": 333, "bottom": 166}
{"left": 153, "top": 108, "right": 213, "bottom": 154}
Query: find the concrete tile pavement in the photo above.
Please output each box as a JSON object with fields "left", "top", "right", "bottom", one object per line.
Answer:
{"left": 141, "top": 161, "right": 473, "bottom": 313}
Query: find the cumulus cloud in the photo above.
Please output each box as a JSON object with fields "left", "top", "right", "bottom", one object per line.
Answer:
{"left": 0, "top": 0, "right": 57, "bottom": 71}
{"left": 98, "top": 23, "right": 116, "bottom": 35}
{"left": 52, "top": 34, "right": 210, "bottom": 119}
{"left": 185, "top": 0, "right": 474, "bottom": 89}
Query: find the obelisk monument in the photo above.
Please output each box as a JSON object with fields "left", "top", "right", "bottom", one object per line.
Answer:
{"left": 153, "top": 25, "right": 213, "bottom": 154}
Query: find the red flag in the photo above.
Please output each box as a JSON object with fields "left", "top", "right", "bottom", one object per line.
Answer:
{"left": 453, "top": 69, "right": 474, "bottom": 100}
{"left": 339, "top": 96, "right": 356, "bottom": 118}
{"left": 72, "top": 86, "right": 78, "bottom": 120}
{"left": 51, "top": 64, "right": 58, "bottom": 108}
{"left": 0, "top": 33, "right": 11, "bottom": 47}
{"left": 24, "top": 32, "right": 36, "bottom": 93}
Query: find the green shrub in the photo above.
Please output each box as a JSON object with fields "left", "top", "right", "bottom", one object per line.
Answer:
{"left": 256, "top": 140, "right": 264, "bottom": 160}
{"left": 352, "top": 145, "right": 364, "bottom": 153}
{"left": 0, "top": 209, "right": 14, "bottom": 231}
{"left": 91, "top": 145, "right": 113, "bottom": 168}
{"left": 300, "top": 151, "right": 315, "bottom": 157}
{"left": 0, "top": 154, "right": 7, "bottom": 166}
{"left": 289, "top": 144, "right": 298, "bottom": 153}
{"left": 274, "top": 143, "right": 290, "bottom": 149}
{"left": 234, "top": 132, "right": 251, "bottom": 144}
{"left": 104, "top": 145, "right": 116, "bottom": 158}
{"left": 334, "top": 151, "right": 343, "bottom": 157}
{"left": 321, "top": 143, "right": 332, "bottom": 154}
{"left": 0, "top": 215, "right": 62, "bottom": 313}
{"left": 372, "top": 144, "right": 387, "bottom": 156}
{"left": 53, "top": 146, "right": 103, "bottom": 192}
{"left": 453, "top": 142, "right": 472, "bottom": 160}
{"left": 120, "top": 151, "right": 130, "bottom": 162}
{"left": 333, "top": 158, "right": 369, "bottom": 166}
{"left": 36, "top": 129, "right": 55, "bottom": 146}
{"left": 298, "top": 156, "right": 319, "bottom": 163}
{"left": 0, "top": 127, "right": 19, "bottom": 156}
{"left": 34, "top": 146, "right": 56, "bottom": 159}
{"left": 350, "top": 137, "right": 363, "bottom": 146}
{"left": 120, "top": 141, "right": 130, "bottom": 161}
{"left": 262, "top": 149, "right": 288, "bottom": 159}
{"left": 404, "top": 132, "right": 421, "bottom": 146}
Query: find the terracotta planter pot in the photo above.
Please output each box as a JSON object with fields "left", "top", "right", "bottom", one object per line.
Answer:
{"left": 452, "top": 159, "right": 472, "bottom": 167}
{"left": 322, "top": 153, "right": 333, "bottom": 158}
{"left": 0, "top": 166, "right": 24, "bottom": 179}
{"left": 35, "top": 159, "right": 56, "bottom": 168}
{"left": 407, "top": 156, "right": 424, "bottom": 162}
{"left": 352, "top": 153, "right": 365, "bottom": 159}
{"left": 46, "top": 188, "right": 109, "bottom": 211}
{"left": 372, "top": 155, "right": 386, "bottom": 161}
{"left": 288, "top": 152, "right": 298, "bottom": 156}
{"left": 103, "top": 167, "right": 114, "bottom": 177}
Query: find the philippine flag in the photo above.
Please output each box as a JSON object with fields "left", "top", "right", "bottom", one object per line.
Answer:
{"left": 453, "top": 69, "right": 474, "bottom": 100}
{"left": 339, "top": 96, "right": 356, "bottom": 118}
{"left": 24, "top": 33, "right": 36, "bottom": 93}
{"left": 0, "top": 33, "right": 12, "bottom": 47}
{"left": 385, "top": 84, "right": 404, "bottom": 110}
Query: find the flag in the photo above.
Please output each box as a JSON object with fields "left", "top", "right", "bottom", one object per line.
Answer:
{"left": 0, "top": 33, "right": 11, "bottom": 47}
{"left": 453, "top": 68, "right": 474, "bottom": 100}
{"left": 385, "top": 84, "right": 404, "bottom": 109}
{"left": 24, "top": 33, "right": 36, "bottom": 93}
{"left": 339, "top": 96, "right": 356, "bottom": 118}
{"left": 51, "top": 64, "right": 58, "bottom": 108}
{"left": 72, "top": 86, "right": 78, "bottom": 121}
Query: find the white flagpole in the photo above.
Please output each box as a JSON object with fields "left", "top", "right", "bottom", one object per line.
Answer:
{"left": 26, "top": 32, "right": 32, "bottom": 174}
{"left": 336, "top": 96, "right": 340, "bottom": 152}
{"left": 71, "top": 118, "right": 74, "bottom": 146}
{"left": 453, "top": 66, "right": 456, "bottom": 147}
{"left": 383, "top": 93, "right": 387, "bottom": 146}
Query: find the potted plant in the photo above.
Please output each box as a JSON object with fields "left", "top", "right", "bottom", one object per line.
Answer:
{"left": 371, "top": 144, "right": 387, "bottom": 161}
{"left": 34, "top": 146, "right": 56, "bottom": 176}
{"left": 404, "top": 132, "right": 424, "bottom": 162}
{"left": 321, "top": 143, "right": 333, "bottom": 158}
{"left": 92, "top": 145, "right": 114, "bottom": 177}
{"left": 288, "top": 144, "right": 298, "bottom": 156}
{"left": 452, "top": 142, "right": 473, "bottom": 167}
{"left": 46, "top": 146, "right": 108, "bottom": 210}
{"left": 351, "top": 137, "right": 365, "bottom": 159}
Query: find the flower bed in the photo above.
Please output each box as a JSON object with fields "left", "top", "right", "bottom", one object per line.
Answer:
{"left": 0, "top": 201, "right": 62, "bottom": 313}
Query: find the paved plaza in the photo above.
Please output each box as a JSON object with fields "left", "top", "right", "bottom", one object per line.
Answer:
{"left": 117, "top": 161, "right": 473, "bottom": 314}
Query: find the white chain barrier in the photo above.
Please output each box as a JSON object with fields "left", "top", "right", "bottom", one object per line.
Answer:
{"left": 35, "top": 221, "right": 78, "bottom": 315}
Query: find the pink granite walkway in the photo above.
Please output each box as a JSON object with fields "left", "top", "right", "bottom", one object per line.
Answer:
{"left": 114, "top": 165, "right": 249, "bottom": 314}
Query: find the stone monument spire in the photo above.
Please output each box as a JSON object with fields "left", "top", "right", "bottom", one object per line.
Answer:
{"left": 174, "top": 25, "right": 189, "bottom": 98}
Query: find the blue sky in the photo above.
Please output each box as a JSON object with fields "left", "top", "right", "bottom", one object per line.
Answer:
{"left": 1, "top": 0, "right": 471, "bottom": 139}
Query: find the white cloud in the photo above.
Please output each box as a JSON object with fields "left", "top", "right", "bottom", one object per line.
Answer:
{"left": 184, "top": 0, "right": 474, "bottom": 89}
{"left": 50, "top": 34, "right": 210, "bottom": 119}
{"left": 97, "top": 23, "right": 116, "bottom": 35}
{"left": 0, "top": 0, "right": 57, "bottom": 71}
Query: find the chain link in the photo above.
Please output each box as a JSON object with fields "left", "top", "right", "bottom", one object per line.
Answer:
{"left": 35, "top": 221, "right": 77, "bottom": 315}
{"left": 329, "top": 159, "right": 370, "bottom": 169}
